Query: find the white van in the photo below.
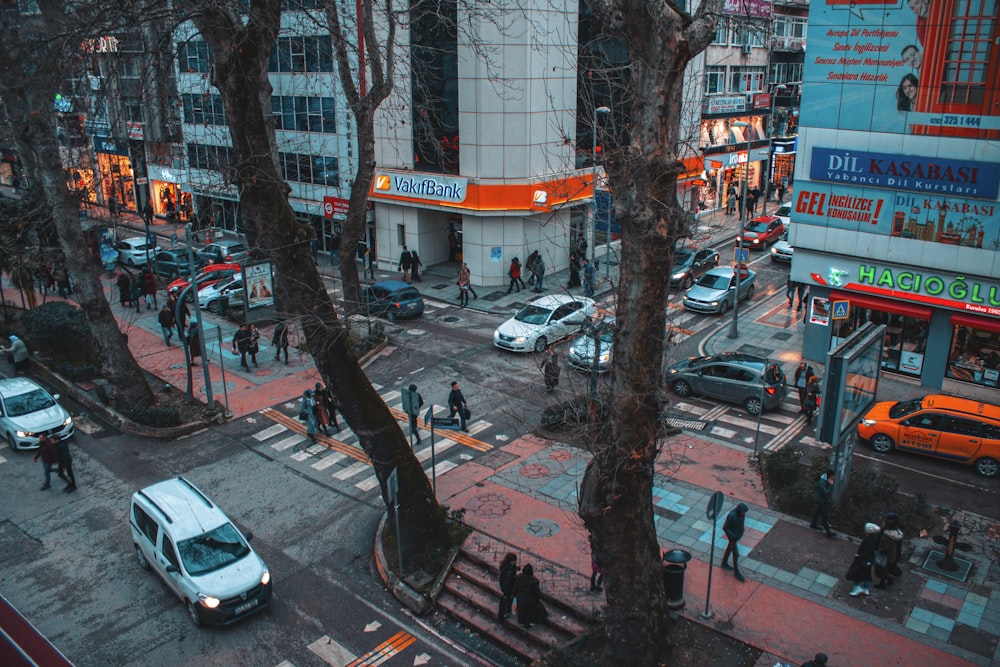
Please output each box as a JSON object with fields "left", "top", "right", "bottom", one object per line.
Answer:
{"left": 129, "top": 477, "right": 272, "bottom": 626}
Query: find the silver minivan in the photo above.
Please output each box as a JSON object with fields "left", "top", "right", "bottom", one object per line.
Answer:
{"left": 130, "top": 477, "right": 272, "bottom": 626}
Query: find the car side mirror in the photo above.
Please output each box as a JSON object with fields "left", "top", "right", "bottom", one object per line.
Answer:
{"left": 166, "top": 564, "right": 178, "bottom": 574}
{"left": 244, "top": 531, "right": 254, "bottom": 541}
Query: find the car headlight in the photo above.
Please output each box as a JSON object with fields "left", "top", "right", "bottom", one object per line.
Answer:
{"left": 599, "top": 352, "right": 611, "bottom": 362}
{"left": 62, "top": 416, "right": 73, "bottom": 427}
{"left": 671, "top": 272, "right": 684, "bottom": 280}
{"left": 261, "top": 570, "right": 271, "bottom": 585}
{"left": 198, "top": 594, "right": 221, "bottom": 609}
{"left": 861, "top": 418, "right": 877, "bottom": 427}
{"left": 514, "top": 336, "right": 526, "bottom": 344}
{"left": 16, "top": 430, "right": 33, "bottom": 438}
{"left": 710, "top": 300, "right": 719, "bottom": 306}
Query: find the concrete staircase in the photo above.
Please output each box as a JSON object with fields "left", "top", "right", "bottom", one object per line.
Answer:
{"left": 436, "top": 535, "right": 598, "bottom": 664}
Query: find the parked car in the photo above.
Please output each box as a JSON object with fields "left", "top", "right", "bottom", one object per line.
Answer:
{"left": 494, "top": 294, "right": 596, "bottom": 353}
{"left": 567, "top": 316, "right": 616, "bottom": 372}
{"left": 364, "top": 280, "right": 424, "bottom": 320}
{"left": 857, "top": 395, "right": 1000, "bottom": 478}
{"left": 198, "top": 274, "right": 245, "bottom": 314}
{"left": 115, "top": 236, "right": 159, "bottom": 267}
{"left": 197, "top": 239, "right": 249, "bottom": 265}
{"left": 773, "top": 201, "right": 792, "bottom": 227}
{"left": 666, "top": 353, "right": 787, "bottom": 415}
{"left": 769, "top": 227, "right": 794, "bottom": 264}
{"left": 682, "top": 266, "right": 756, "bottom": 314}
{"left": 0, "top": 377, "right": 74, "bottom": 451}
{"left": 168, "top": 263, "right": 242, "bottom": 300}
{"left": 670, "top": 246, "right": 720, "bottom": 291}
{"left": 152, "top": 249, "right": 204, "bottom": 279}
{"left": 736, "top": 215, "right": 785, "bottom": 251}
{"left": 130, "top": 476, "right": 272, "bottom": 626}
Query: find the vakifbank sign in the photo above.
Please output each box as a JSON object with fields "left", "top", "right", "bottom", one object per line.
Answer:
{"left": 373, "top": 170, "right": 468, "bottom": 204}
{"left": 810, "top": 148, "right": 1000, "bottom": 200}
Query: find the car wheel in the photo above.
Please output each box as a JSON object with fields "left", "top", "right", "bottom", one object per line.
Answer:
{"left": 682, "top": 275, "right": 693, "bottom": 290}
{"left": 134, "top": 544, "right": 150, "bottom": 571}
{"left": 974, "top": 457, "right": 999, "bottom": 478}
{"left": 184, "top": 292, "right": 194, "bottom": 304}
{"left": 719, "top": 299, "right": 730, "bottom": 314}
{"left": 387, "top": 310, "right": 396, "bottom": 322}
{"left": 759, "top": 240, "right": 768, "bottom": 252}
{"left": 746, "top": 284, "right": 755, "bottom": 300}
{"left": 127, "top": 256, "right": 136, "bottom": 267}
{"left": 671, "top": 379, "right": 692, "bottom": 397}
{"left": 207, "top": 300, "right": 220, "bottom": 315}
{"left": 187, "top": 600, "right": 203, "bottom": 627}
{"left": 744, "top": 396, "right": 762, "bottom": 415}
{"left": 533, "top": 336, "right": 548, "bottom": 354}
{"left": 870, "top": 433, "right": 894, "bottom": 454}
{"left": 6, "top": 432, "right": 18, "bottom": 452}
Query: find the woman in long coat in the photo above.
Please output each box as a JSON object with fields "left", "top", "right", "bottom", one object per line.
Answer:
{"left": 846, "top": 522, "right": 881, "bottom": 597}
{"left": 497, "top": 553, "right": 518, "bottom": 621}
{"left": 513, "top": 563, "right": 547, "bottom": 627}
{"left": 313, "top": 383, "right": 331, "bottom": 435}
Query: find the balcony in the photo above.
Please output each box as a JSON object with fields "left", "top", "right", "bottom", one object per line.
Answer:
{"left": 770, "top": 36, "right": 806, "bottom": 52}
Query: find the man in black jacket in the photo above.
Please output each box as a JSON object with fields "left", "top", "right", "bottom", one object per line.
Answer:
{"left": 448, "top": 381, "right": 468, "bottom": 432}
{"left": 721, "top": 503, "right": 748, "bottom": 582}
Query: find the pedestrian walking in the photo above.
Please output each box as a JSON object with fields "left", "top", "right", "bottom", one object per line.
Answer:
{"left": 141, "top": 267, "right": 157, "bottom": 310}
{"left": 55, "top": 437, "right": 76, "bottom": 492}
{"left": 786, "top": 276, "right": 797, "bottom": 308}
{"left": 142, "top": 200, "right": 154, "bottom": 227}
{"left": 34, "top": 434, "right": 60, "bottom": 491}
{"left": 874, "top": 512, "right": 904, "bottom": 589}
{"left": 507, "top": 257, "right": 523, "bottom": 293}
{"left": 801, "top": 653, "right": 829, "bottom": 667}
{"left": 117, "top": 271, "right": 132, "bottom": 306}
{"left": 566, "top": 253, "right": 581, "bottom": 288}
{"left": 525, "top": 250, "right": 539, "bottom": 286}
{"left": 324, "top": 387, "right": 341, "bottom": 432}
{"left": 720, "top": 502, "right": 748, "bottom": 582}
{"left": 2, "top": 335, "right": 30, "bottom": 374}
{"left": 748, "top": 186, "right": 761, "bottom": 215}
{"left": 457, "top": 263, "right": 471, "bottom": 308}
{"left": 448, "top": 380, "right": 469, "bottom": 432}
{"left": 232, "top": 323, "right": 254, "bottom": 370}
{"left": 108, "top": 195, "right": 120, "bottom": 219}
{"left": 398, "top": 245, "right": 413, "bottom": 282}
{"left": 794, "top": 361, "right": 816, "bottom": 412}
{"left": 410, "top": 250, "right": 423, "bottom": 282}
{"left": 169, "top": 290, "right": 190, "bottom": 332}
{"left": 130, "top": 274, "right": 143, "bottom": 313}
{"left": 539, "top": 345, "right": 560, "bottom": 394}
{"left": 297, "top": 389, "right": 318, "bottom": 450}
{"left": 846, "top": 522, "right": 881, "bottom": 596}
{"left": 513, "top": 563, "right": 548, "bottom": 628}
{"left": 532, "top": 254, "right": 546, "bottom": 292}
{"left": 313, "top": 383, "right": 332, "bottom": 435}
{"left": 186, "top": 321, "right": 202, "bottom": 365}
{"left": 582, "top": 257, "right": 595, "bottom": 297}
{"left": 405, "top": 383, "right": 424, "bottom": 442}
{"left": 726, "top": 183, "right": 737, "bottom": 214}
{"left": 249, "top": 323, "right": 260, "bottom": 366}
{"left": 497, "top": 552, "right": 518, "bottom": 621}
{"left": 272, "top": 320, "right": 290, "bottom": 364}
{"left": 804, "top": 375, "right": 821, "bottom": 423}
{"left": 810, "top": 469, "right": 836, "bottom": 537}
{"left": 796, "top": 282, "right": 808, "bottom": 310}
{"left": 158, "top": 303, "right": 176, "bottom": 346}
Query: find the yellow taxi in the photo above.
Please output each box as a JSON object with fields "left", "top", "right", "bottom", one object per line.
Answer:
{"left": 858, "top": 395, "right": 1000, "bottom": 478}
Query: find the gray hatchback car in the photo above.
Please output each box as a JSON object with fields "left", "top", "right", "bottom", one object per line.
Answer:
{"left": 666, "top": 353, "right": 787, "bottom": 415}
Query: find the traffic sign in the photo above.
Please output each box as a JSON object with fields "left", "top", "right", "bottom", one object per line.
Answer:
{"left": 734, "top": 248, "right": 749, "bottom": 264}
{"left": 832, "top": 300, "right": 850, "bottom": 320}
{"left": 432, "top": 417, "right": 460, "bottom": 430}
{"left": 706, "top": 490, "right": 725, "bottom": 520}
{"left": 737, "top": 264, "right": 749, "bottom": 279}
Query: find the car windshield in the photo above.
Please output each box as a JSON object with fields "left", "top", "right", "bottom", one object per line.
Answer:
{"left": 776, "top": 205, "right": 791, "bottom": 217}
{"left": 745, "top": 221, "right": 769, "bottom": 234}
{"left": 696, "top": 273, "right": 733, "bottom": 290}
{"left": 178, "top": 522, "right": 251, "bottom": 576}
{"left": 888, "top": 398, "right": 924, "bottom": 419}
{"left": 225, "top": 244, "right": 247, "bottom": 254}
{"left": 675, "top": 249, "right": 693, "bottom": 266}
{"left": 515, "top": 305, "right": 554, "bottom": 325}
{"left": 3, "top": 388, "right": 56, "bottom": 417}
{"left": 394, "top": 288, "right": 421, "bottom": 301}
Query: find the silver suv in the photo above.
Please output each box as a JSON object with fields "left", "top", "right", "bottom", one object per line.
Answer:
{"left": 130, "top": 477, "right": 272, "bottom": 626}
{"left": 666, "top": 353, "right": 787, "bottom": 415}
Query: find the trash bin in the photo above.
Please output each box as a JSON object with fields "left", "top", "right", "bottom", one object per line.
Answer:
{"left": 662, "top": 549, "right": 692, "bottom": 610}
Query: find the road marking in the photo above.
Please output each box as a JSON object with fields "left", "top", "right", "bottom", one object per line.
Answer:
{"left": 333, "top": 461, "right": 370, "bottom": 480}
{"left": 308, "top": 635, "right": 357, "bottom": 666}
{"left": 262, "top": 409, "right": 370, "bottom": 464}
{"left": 312, "top": 452, "right": 347, "bottom": 470}
{"left": 345, "top": 631, "right": 416, "bottom": 667}
{"left": 253, "top": 423, "right": 287, "bottom": 441}
{"left": 716, "top": 414, "right": 782, "bottom": 435}
{"left": 365, "top": 621, "right": 382, "bottom": 632}
{"left": 271, "top": 434, "right": 305, "bottom": 452}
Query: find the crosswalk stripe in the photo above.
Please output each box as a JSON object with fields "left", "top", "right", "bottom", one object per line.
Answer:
{"left": 413, "top": 440, "right": 458, "bottom": 462}
{"left": 333, "top": 461, "right": 370, "bottom": 480}
{"left": 345, "top": 631, "right": 416, "bottom": 667}
{"left": 253, "top": 423, "right": 287, "bottom": 441}
{"left": 385, "top": 405, "right": 492, "bottom": 452}
{"left": 312, "top": 452, "right": 346, "bottom": 470}
{"left": 355, "top": 475, "right": 381, "bottom": 492}
{"left": 262, "top": 408, "right": 370, "bottom": 464}
{"left": 716, "top": 414, "right": 782, "bottom": 435}
{"left": 308, "top": 634, "right": 357, "bottom": 665}
{"left": 381, "top": 389, "right": 401, "bottom": 403}
{"left": 271, "top": 434, "right": 305, "bottom": 452}
{"left": 710, "top": 426, "right": 738, "bottom": 438}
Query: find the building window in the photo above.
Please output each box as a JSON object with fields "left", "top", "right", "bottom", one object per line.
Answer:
{"left": 186, "top": 143, "right": 234, "bottom": 172}
{"left": 732, "top": 23, "right": 765, "bottom": 47}
{"left": 831, "top": 309, "right": 929, "bottom": 377}
{"left": 947, "top": 326, "right": 1000, "bottom": 387}
{"left": 278, "top": 152, "right": 338, "bottom": 186}
{"left": 178, "top": 40, "right": 211, "bottom": 74}
{"left": 712, "top": 17, "right": 729, "bottom": 45}
{"left": 773, "top": 17, "right": 807, "bottom": 39}
{"left": 705, "top": 66, "right": 726, "bottom": 95}
{"left": 728, "top": 67, "right": 766, "bottom": 94}
{"left": 268, "top": 36, "right": 334, "bottom": 73}
{"left": 939, "top": 0, "right": 994, "bottom": 105}
{"left": 271, "top": 96, "right": 336, "bottom": 133}
{"left": 770, "top": 63, "right": 803, "bottom": 86}
{"left": 182, "top": 93, "right": 227, "bottom": 126}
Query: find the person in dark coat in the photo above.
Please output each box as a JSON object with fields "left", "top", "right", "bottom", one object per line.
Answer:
{"left": 720, "top": 503, "right": 748, "bottom": 581}
{"left": 158, "top": 303, "right": 176, "bottom": 346}
{"left": 540, "top": 345, "right": 560, "bottom": 394}
{"left": 141, "top": 267, "right": 157, "bottom": 310}
{"left": 272, "top": 320, "right": 290, "bottom": 363}
{"left": 525, "top": 250, "right": 539, "bottom": 285}
{"left": 804, "top": 375, "right": 821, "bottom": 423}
{"left": 801, "top": 653, "right": 829, "bottom": 667}
{"left": 874, "top": 512, "right": 904, "bottom": 589}
{"left": 313, "top": 383, "right": 332, "bottom": 435}
{"left": 397, "top": 246, "right": 412, "bottom": 282}
{"left": 117, "top": 271, "right": 132, "bottom": 306}
{"left": 34, "top": 434, "right": 61, "bottom": 491}
{"left": 448, "top": 380, "right": 468, "bottom": 432}
{"left": 793, "top": 361, "right": 815, "bottom": 412}
{"left": 168, "top": 291, "right": 190, "bottom": 332}
{"left": 810, "top": 469, "right": 835, "bottom": 537}
{"left": 497, "top": 552, "right": 518, "bottom": 620}
{"left": 513, "top": 563, "right": 547, "bottom": 628}
{"left": 186, "top": 321, "right": 202, "bottom": 365}
{"left": 55, "top": 437, "right": 76, "bottom": 492}
{"left": 846, "top": 522, "right": 881, "bottom": 597}
{"left": 232, "top": 323, "right": 254, "bottom": 370}
{"left": 409, "top": 250, "right": 423, "bottom": 282}
{"left": 566, "top": 253, "right": 582, "bottom": 288}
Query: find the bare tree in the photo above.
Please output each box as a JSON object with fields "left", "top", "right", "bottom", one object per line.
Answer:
{"left": 576, "top": 0, "right": 723, "bottom": 663}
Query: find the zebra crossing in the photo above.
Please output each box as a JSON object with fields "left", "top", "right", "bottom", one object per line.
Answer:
{"left": 251, "top": 386, "right": 493, "bottom": 496}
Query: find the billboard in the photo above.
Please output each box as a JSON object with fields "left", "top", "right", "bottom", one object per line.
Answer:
{"left": 802, "top": 0, "right": 999, "bottom": 139}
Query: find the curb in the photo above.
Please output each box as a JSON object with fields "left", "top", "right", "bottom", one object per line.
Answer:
{"left": 372, "top": 513, "right": 434, "bottom": 616}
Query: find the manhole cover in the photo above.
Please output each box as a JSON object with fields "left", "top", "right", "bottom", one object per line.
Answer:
{"left": 663, "top": 415, "right": 709, "bottom": 431}
{"left": 441, "top": 316, "right": 461, "bottom": 323}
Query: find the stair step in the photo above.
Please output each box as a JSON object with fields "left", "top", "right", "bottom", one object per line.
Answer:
{"left": 451, "top": 558, "right": 591, "bottom": 637}
{"left": 437, "top": 590, "right": 544, "bottom": 664}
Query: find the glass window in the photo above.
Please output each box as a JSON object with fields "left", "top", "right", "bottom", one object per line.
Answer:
{"left": 947, "top": 325, "right": 1000, "bottom": 387}
{"left": 162, "top": 535, "right": 180, "bottom": 569}
{"left": 942, "top": 416, "right": 981, "bottom": 437}
{"left": 705, "top": 66, "right": 726, "bottom": 95}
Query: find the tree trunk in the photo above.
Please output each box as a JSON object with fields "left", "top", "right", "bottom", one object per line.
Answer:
{"left": 578, "top": 1, "right": 722, "bottom": 664}
{"left": 190, "top": 0, "right": 450, "bottom": 554}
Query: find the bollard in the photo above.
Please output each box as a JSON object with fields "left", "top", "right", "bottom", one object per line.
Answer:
{"left": 662, "top": 549, "right": 692, "bottom": 610}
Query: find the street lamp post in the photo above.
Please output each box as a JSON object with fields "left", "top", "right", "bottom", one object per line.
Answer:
{"left": 759, "top": 85, "right": 787, "bottom": 217}
{"left": 728, "top": 121, "right": 752, "bottom": 339}
{"left": 590, "top": 106, "right": 611, "bottom": 274}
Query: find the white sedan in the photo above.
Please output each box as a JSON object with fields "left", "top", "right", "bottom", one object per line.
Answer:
{"left": 493, "top": 294, "right": 596, "bottom": 353}
{"left": 0, "top": 377, "right": 75, "bottom": 450}
{"left": 198, "top": 274, "right": 244, "bottom": 313}
{"left": 115, "top": 237, "right": 159, "bottom": 267}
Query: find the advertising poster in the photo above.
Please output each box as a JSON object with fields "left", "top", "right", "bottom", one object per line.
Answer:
{"left": 243, "top": 261, "right": 275, "bottom": 311}
{"left": 802, "top": 0, "right": 999, "bottom": 138}
{"left": 810, "top": 296, "right": 831, "bottom": 326}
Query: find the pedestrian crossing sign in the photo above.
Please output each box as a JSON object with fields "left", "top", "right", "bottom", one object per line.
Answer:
{"left": 832, "top": 300, "right": 849, "bottom": 320}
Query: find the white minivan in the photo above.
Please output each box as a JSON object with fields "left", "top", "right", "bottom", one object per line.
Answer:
{"left": 130, "top": 477, "right": 272, "bottom": 626}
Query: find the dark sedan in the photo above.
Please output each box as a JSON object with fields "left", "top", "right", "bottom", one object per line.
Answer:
{"left": 670, "top": 246, "right": 720, "bottom": 290}
{"left": 364, "top": 280, "right": 424, "bottom": 320}
{"left": 151, "top": 249, "right": 204, "bottom": 279}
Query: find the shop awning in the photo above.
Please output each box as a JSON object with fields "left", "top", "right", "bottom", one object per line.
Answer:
{"left": 830, "top": 291, "right": 932, "bottom": 320}
{"left": 950, "top": 313, "right": 1000, "bottom": 334}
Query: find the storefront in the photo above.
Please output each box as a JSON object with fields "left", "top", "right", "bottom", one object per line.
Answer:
{"left": 95, "top": 137, "right": 137, "bottom": 213}
{"left": 796, "top": 249, "right": 1000, "bottom": 397}
{"left": 146, "top": 164, "right": 192, "bottom": 223}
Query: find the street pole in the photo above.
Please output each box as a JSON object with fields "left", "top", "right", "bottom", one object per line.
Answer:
{"left": 591, "top": 106, "right": 611, "bottom": 275}
{"left": 184, "top": 223, "right": 215, "bottom": 411}
{"left": 589, "top": 317, "right": 602, "bottom": 433}
{"left": 728, "top": 122, "right": 751, "bottom": 339}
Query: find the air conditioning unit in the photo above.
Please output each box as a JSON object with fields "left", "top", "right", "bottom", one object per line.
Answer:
{"left": 742, "top": 44, "right": 753, "bottom": 55}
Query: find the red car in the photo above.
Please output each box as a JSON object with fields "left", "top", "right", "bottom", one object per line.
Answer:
{"left": 167, "top": 263, "right": 242, "bottom": 299}
{"left": 736, "top": 215, "right": 785, "bottom": 251}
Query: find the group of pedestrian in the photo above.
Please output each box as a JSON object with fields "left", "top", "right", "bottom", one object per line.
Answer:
{"left": 524, "top": 251, "right": 546, "bottom": 292}
{"left": 397, "top": 246, "right": 422, "bottom": 283}
{"left": 786, "top": 277, "right": 808, "bottom": 311}
{"left": 296, "top": 382, "right": 342, "bottom": 450}
{"left": 231, "top": 322, "right": 261, "bottom": 371}
{"left": 33, "top": 433, "right": 76, "bottom": 493}
{"left": 496, "top": 552, "right": 548, "bottom": 629}
{"left": 794, "top": 360, "right": 821, "bottom": 423}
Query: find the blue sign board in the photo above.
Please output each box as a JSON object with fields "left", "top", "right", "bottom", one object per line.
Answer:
{"left": 734, "top": 248, "right": 749, "bottom": 264}
{"left": 594, "top": 191, "right": 622, "bottom": 235}
{"left": 832, "top": 300, "right": 850, "bottom": 320}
